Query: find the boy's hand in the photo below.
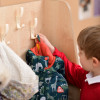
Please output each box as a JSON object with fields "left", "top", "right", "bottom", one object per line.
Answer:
{"left": 38, "top": 33, "right": 55, "bottom": 53}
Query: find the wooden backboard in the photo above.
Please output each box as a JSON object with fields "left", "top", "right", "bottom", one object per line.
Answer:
{"left": 0, "top": 0, "right": 80, "bottom": 100}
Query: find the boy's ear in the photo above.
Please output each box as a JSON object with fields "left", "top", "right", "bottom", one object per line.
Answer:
{"left": 92, "top": 57, "right": 99, "bottom": 67}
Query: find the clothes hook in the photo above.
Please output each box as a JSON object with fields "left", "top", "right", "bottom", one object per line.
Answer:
{"left": 1, "top": 24, "right": 9, "bottom": 42}
{"left": 16, "top": 7, "right": 25, "bottom": 30}
{"left": 30, "top": 17, "right": 38, "bottom": 39}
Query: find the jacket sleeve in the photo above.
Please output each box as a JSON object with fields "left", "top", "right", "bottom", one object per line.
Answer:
{"left": 53, "top": 47, "right": 87, "bottom": 88}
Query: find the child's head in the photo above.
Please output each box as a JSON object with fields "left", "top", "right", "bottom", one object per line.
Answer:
{"left": 77, "top": 25, "right": 100, "bottom": 61}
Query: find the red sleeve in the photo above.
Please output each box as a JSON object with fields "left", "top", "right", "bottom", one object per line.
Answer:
{"left": 53, "top": 47, "right": 87, "bottom": 88}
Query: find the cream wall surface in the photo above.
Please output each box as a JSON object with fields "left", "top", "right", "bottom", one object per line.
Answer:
{"left": 67, "top": 0, "right": 100, "bottom": 39}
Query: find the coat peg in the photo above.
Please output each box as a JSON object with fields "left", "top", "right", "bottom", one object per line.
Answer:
{"left": 30, "top": 17, "right": 38, "bottom": 39}
{"left": 0, "top": 27, "right": 2, "bottom": 41}
{"left": 1, "top": 24, "right": 9, "bottom": 42}
{"left": 16, "top": 7, "right": 25, "bottom": 30}
{"left": 5, "top": 24, "right": 9, "bottom": 34}
{"left": 34, "top": 17, "right": 38, "bottom": 28}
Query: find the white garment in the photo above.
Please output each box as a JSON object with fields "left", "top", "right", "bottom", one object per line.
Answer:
{"left": 0, "top": 59, "right": 10, "bottom": 91}
{"left": 0, "top": 41, "right": 38, "bottom": 94}
{"left": 85, "top": 72, "right": 100, "bottom": 85}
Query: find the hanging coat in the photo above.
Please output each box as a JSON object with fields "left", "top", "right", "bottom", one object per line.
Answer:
{"left": 26, "top": 37, "right": 68, "bottom": 100}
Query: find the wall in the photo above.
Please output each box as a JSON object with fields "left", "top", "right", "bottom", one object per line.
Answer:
{"left": 67, "top": 0, "right": 100, "bottom": 39}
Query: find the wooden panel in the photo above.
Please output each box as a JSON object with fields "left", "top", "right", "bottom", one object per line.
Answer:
{"left": 0, "top": 0, "right": 40, "bottom": 6}
{"left": 0, "top": 1, "right": 42, "bottom": 60}
{"left": 42, "top": 0, "right": 77, "bottom": 63}
{"left": 42, "top": 0, "right": 80, "bottom": 100}
{"left": 0, "top": 0, "right": 80, "bottom": 100}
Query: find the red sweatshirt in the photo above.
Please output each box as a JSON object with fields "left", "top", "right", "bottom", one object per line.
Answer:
{"left": 53, "top": 48, "right": 100, "bottom": 100}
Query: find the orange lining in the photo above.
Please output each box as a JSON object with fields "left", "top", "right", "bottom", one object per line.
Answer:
{"left": 30, "top": 38, "right": 55, "bottom": 70}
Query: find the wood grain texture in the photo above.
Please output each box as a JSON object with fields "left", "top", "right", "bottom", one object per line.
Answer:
{"left": 0, "top": 0, "right": 80, "bottom": 100}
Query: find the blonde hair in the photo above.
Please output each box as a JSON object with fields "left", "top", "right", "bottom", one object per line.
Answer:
{"left": 77, "top": 25, "right": 100, "bottom": 60}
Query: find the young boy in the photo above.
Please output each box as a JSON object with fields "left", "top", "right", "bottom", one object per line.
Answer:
{"left": 39, "top": 25, "right": 100, "bottom": 100}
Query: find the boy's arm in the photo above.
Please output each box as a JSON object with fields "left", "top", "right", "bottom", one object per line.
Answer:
{"left": 38, "top": 33, "right": 87, "bottom": 88}
{"left": 53, "top": 47, "right": 87, "bottom": 88}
